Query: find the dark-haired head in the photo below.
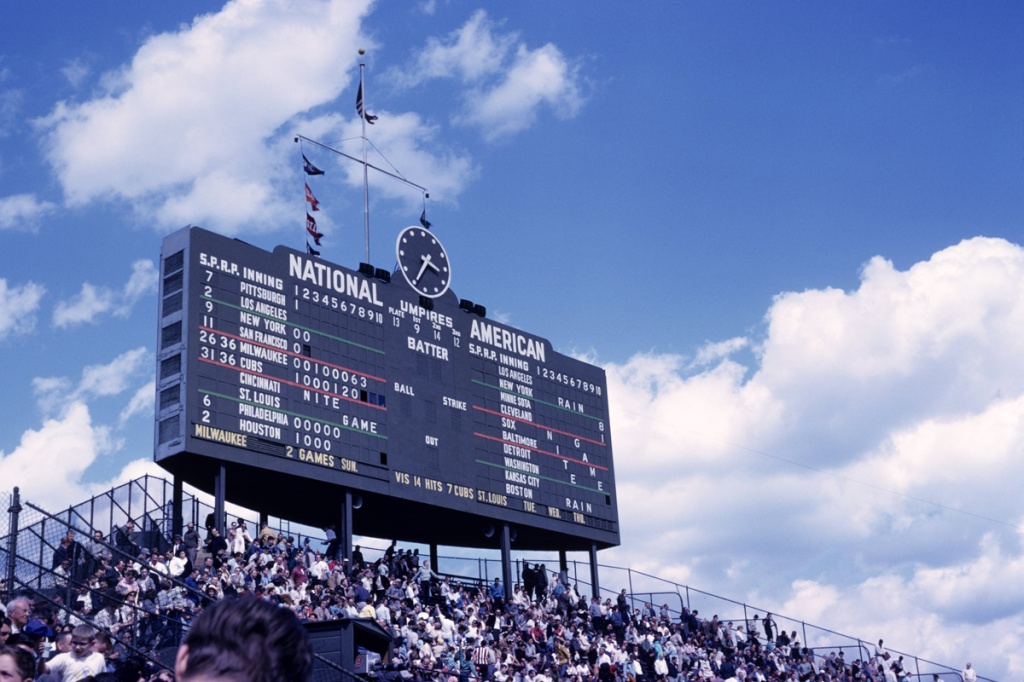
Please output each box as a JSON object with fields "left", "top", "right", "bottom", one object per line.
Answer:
{"left": 175, "top": 596, "right": 312, "bottom": 682}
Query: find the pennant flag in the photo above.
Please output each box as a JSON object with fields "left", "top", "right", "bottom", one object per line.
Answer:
{"left": 303, "top": 154, "right": 325, "bottom": 176}
{"left": 306, "top": 213, "right": 324, "bottom": 245}
{"left": 305, "top": 183, "right": 319, "bottom": 211}
{"left": 419, "top": 210, "right": 432, "bottom": 230}
{"left": 356, "top": 79, "right": 378, "bottom": 124}
{"left": 306, "top": 241, "right": 320, "bottom": 257}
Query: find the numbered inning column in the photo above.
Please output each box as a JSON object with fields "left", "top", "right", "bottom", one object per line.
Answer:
{"left": 533, "top": 364, "right": 613, "bottom": 528}
{"left": 285, "top": 277, "right": 388, "bottom": 475}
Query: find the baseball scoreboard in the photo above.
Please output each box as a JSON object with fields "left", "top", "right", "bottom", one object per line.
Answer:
{"left": 154, "top": 226, "right": 619, "bottom": 550}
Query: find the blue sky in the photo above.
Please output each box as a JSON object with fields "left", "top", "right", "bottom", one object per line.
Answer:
{"left": 2, "top": 1, "right": 1023, "bottom": 678}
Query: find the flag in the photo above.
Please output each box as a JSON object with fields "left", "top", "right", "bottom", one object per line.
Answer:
{"left": 306, "top": 213, "right": 323, "bottom": 245}
{"left": 306, "top": 241, "right": 320, "bottom": 257}
{"left": 303, "top": 154, "right": 324, "bottom": 176}
{"left": 419, "top": 210, "right": 431, "bottom": 230}
{"left": 356, "top": 79, "right": 378, "bottom": 124}
{"left": 305, "top": 183, "right": 319, "bottom": 211}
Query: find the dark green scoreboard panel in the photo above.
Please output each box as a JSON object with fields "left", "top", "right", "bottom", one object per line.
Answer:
{"left": 155, "top": 227, "right": 619, "bottom": 549}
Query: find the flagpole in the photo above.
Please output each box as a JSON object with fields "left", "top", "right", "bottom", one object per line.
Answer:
{"left": 359, "top": 56, "right": 370, "bottom": 263}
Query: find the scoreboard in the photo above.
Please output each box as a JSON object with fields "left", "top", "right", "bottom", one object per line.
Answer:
{"left": 154, "top": 226, "right": 619, "bottom": 550}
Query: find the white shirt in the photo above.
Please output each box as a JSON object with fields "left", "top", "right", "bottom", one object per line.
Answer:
{"left": 46, "top": 651, "right": 106, "bottom": 681}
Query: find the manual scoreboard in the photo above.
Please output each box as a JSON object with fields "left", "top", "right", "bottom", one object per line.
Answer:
{"left": 155, "top": 226, "right": 619, "bottom": 549}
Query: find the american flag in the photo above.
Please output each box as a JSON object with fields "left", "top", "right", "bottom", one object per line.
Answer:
{"left": 356, "top": 78, "right": 378, "bottom": 124}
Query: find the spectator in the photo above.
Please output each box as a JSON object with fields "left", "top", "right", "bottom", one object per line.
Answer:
{"left": 114, "top": 520, "right": 140, "bottom": 558}
{"left": 40, "top": 624, "right": 105, "bottom": 680}
{"left": 173, "top": 595, "right": 313, "bottom": 682}
{"left": 0, "top": 644, "right": 35, "bottom": 682}
{"left": 182, "top": 522, "right": 201, "bottom": 565}
{"left": 5, "top": 599, "right": 30, "bottom": 635}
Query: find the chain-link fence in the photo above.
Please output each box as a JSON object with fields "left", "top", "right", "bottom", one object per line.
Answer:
{"left": 1, "top": 484, "right": 356, "bottom": 681}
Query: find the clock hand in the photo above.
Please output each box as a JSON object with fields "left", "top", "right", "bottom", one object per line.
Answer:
{"left": 413, "top": 254, "right": 433, "bottom": 283}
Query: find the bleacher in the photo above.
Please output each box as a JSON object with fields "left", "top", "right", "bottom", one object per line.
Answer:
{"left": 0, "top": 477, "right": 988, "bottom": 681}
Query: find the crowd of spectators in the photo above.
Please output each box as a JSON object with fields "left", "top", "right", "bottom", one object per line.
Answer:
{"left": 0, "top": 519, "right": 978, "bottom": 682}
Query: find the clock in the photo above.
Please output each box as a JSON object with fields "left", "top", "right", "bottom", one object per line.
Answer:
{"left": 396, "top": 226, "right": 451, "bottom": 298}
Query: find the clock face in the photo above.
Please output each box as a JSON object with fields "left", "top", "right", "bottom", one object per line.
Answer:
{"left": 396, "top": 226, "right": 451, "bottom": 298}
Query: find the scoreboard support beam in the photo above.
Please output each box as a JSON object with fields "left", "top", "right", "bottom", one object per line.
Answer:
{"left": 500, "top": 523, "right": 513, "bottom": 602}
{"left": 430, "top": 544, "right": 438, "bottom": 574}
{"left": 589, "top": 543, "right": 600, "bottom": 599}
{"left": 214, "top": 465, "right": 226, "bottom": 536}
{"left": 339, "top": 490, "right": 354, "bottom": 567}
{"left": 172, "top": 476, "right": 184, "bottom": 539}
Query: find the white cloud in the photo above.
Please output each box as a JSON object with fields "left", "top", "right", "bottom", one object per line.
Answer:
{"left": 119, "top": 380, "right": 155, "bottom": 426}
{"left": 603, "top": 237, "right": 1024, "bottom": 679}
{"left": 61, "top": 58, "right": 91, "bottom": 88}
{"left": 0, "top": 402, "right": 113, "bottom": 510}
{"left": 333, "top": 111, "right": 478, "bottom": 206}
{"left": 34, "top": 347, "right": 149, "bottom": 415}
{"left": 52, "top": 259, "right": 160, "bottom": 327}
{"left": 459, "top": 43, "right": 584, "bottom": 141}
{"left": 689, "top": 336, "right": 749, "bottom": 368}
{"left": 0, "top": 278, "right": 45, "bottom": 340}
{"left": 119, "top": 259, "right": 159, "bottom": 312}
{"left": 395, "top": 11, "right": 517, "bottom": 86}
{"left": 392, "top": 10, "right": 586, "bottom": 141}
{"left": 0, "top": 193, "right": 57, "bottom": 230}
{"left": 36, "top": 0, "right": 375, "bottom": 233}
{"left": 0, "top": 400, "right": 165, "bottom": 513}
{"left": 52, "top": 282, "right": 116, "bottom": 328}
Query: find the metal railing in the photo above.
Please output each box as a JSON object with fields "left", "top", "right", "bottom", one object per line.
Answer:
{"left": 2, "top": 481, "right": 996, "bottom": 682}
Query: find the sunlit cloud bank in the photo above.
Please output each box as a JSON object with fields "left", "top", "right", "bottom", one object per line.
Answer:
{"left": 605, "top": 237, "right": 1024, "bottom": 679}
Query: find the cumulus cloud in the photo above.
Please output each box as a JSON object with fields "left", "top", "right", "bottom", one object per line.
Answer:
{"left": 0, "top": 278, "right": 45, "bottom": 340}
{"left": 0, "top": 193, "right": 57, "bottom": 230}
{"left": 459, "top": 43, "right": 584, "bottom": 140}
{"left": 0, "top": 400, "right": 165, "bottom": 512}
{"left": 391, "top": 10, "right": 586, "bottom": 141}
{"left": 36, "top": 0, "right": 376, "bottom": 233}
{"left": 51, "top": 283, "right": 115, "bottom": 328}
{"left": 52, "top": 259, "right": 159, "bottom": 327}
{"left": 34, "top": 347, "right": 149, "bottom": 415}
{"left": 0, "top": 402, "right": 114, "bottom": 510}
{"left": 689, "top": 336, "right": 749, "bottom": 369}
{"left": 604, "top": 237, "right": 1024, "bottom": 679}
{"left": 119, "top": 380, "right": 155, "bottom": 426}
{"left": 330, "top": 111, "right": 478, "bottom": 206}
